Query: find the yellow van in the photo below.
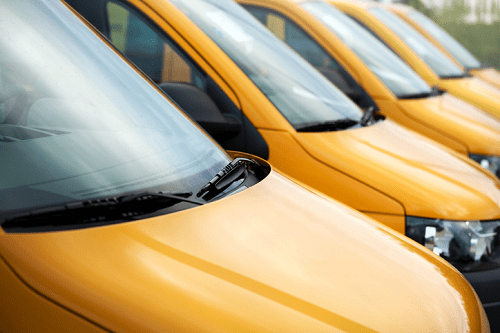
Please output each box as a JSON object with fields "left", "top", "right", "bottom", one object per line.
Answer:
{"left": 329, "top": 0, "right": 500, "bottom": 120}
{"left": 237, "top": 0, "right": 500, "bottom": 178}
{"left": 388, "top": 4, "right": 500, "bottom": 91}
{"left": 65, "top": 0, "right": 500, "bottom": 329}
{"left": 5, "top": 0, "right": 492, "bottom": 331}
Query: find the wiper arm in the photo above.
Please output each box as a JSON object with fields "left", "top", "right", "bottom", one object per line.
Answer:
{"left": 121, "top": 191, "right": 203, "bottom": 207}
{"left": 463, "top": 68, "right": 475, "bottom": 77}
{"left": 397, "top": 86, "right": 444, "bottom": 99}
{"left": 1, "top": 191, "right": 203, "bottom": 233}
{"left": 398, "top": 91, "right": 432, "bottom": 99}
{"left": 439, "top": 73, "right": 468, "bottom": 79}
{"left": 359, "top": 106, "right": 379, "bottom": 127}
{"left": 197, "top": 158, "right": 262, "bottom": 200}
{"left": 430, "top": 85, "right": 446, "bottom": 96}
{"left": 294, "top": 118, "right": 358, "bottom": 132}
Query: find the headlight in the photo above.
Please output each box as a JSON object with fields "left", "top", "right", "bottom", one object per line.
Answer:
{"left": 406, "top": 216, "right": 500, "bottom": 272}
{"left": 469, "top": 154, "right": 500, "bottom": 178}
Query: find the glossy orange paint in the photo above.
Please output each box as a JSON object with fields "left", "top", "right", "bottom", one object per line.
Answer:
{"left": 1, "top": 1, "right": 491, "bottom": 331}
{"left": 330, "top": 0, "right": 500, "bottom": 120}
{"left": 1, "top": 165, "right": 490, "bottom": 332}
{"left": 237, "top": 0, "right": 500, "bottom": 159}
{"left": 470, "top": 68, "right": 500, "bottom": 90}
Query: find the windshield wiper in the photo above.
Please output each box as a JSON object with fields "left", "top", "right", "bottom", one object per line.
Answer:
{"left": 398, "top": 90, "right": 433, "bottom": 99}
{"left": 439, "top": 73, "right": 468, "bottom": 79}
{"left": 197, "top": 157, "right": 261, "bottom": 200}
{"left": 397, "top": 85, "right": 444, "bottom": 99}
{"left": 429, "top": 85, "right": 445, "bottom": 96}
{"left": 1, "top": 191, "right": 203, "bottom": 233}
{"left": 294, "top": 118, "right": 358, "bottom": 132}
{"left": 359, "top": 106, "right": 380, "bottom": 127}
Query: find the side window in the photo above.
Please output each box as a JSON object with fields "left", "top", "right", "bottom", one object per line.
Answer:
{"left": 106, "top": 2, "right": 205, "bottom": 88}
{"left": 65, "top": 0, "right": 270, "bottom": 159}
{"left": 245, "top": 6, "right": 376, "bottom": 109}
{"left": 246, "top": 7, "right": 340, "bottom": 71}
{"left": 266, "top": 13, "right": 286, "bottom": 41}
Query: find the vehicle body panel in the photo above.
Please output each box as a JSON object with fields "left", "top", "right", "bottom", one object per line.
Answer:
{"left": 439, "top": 76, "right": 500, "bottom": 119}
{"left": 238, "top": 0, "right": 500, "bottom": 159}
{"left": 330, "top": 0, "right": 500, "bottom": 120}
{"left": 0, "top": 169, "right": 488, "bottom": 332}
{"left": 471, "top": 68, "right": 500, "bottom": 90}
{"left": 290, "top": 120, "right": 500, "bottom": 219}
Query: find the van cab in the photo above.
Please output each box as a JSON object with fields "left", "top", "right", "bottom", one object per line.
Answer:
{"left": 237, "top": 0, "right": 500, "bottom": 178}
{"left": 65, "top": 0, "right": 500, "bottom": 328}
{"left": 4, "top": 0, "right": 493, "bottom": 331}
{"left": 329, "top": 0, "right": 500, "bottom": 120}
{"left": 388, "top": 4, "right": 500, "bottom": 91}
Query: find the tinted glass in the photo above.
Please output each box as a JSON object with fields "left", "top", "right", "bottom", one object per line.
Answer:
{"left": 369, "top": 7, "right": 465, "bottom": 78}
{"left": 303, "top": 2, "right": 432, "bottom": 97}
{"left": 1, "top": 0, "right": 230, "bottom": 214}
{"left": 169, "top": 0, "right": 364, "bottom": 126}
{"left": 107, "top": 2, "right": 206, "bottom": 88}
{"left": 408, "top": 10, "right": 481, "bottom": 69}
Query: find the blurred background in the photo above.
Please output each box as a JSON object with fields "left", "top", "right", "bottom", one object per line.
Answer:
{"left": 399, "top": 0, "right": 500, "bottom": 70}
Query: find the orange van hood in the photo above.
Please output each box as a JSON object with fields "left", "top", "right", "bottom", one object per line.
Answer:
{"left": 470, "top": 68, "right": 500, "bottom": 90}
{"left": 439, "top": 76, "right": 500, "bottom": 119}
{"left": 292, "top": 120, "right": 500, "bottom": 220}
{"left": 397, "top": 93, "right": 500, "bottom": 155}
{"left": 0, "top": 170, "right": 485, "bottom": 332}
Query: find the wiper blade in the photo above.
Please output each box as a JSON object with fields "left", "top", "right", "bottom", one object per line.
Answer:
{"left": 397, "top": 85, "right": 445, "bottom": 99}
{"left": 359, "top": 106, "right": 380, "bottom": 127}
{"left": 439, "top": 73, "right": 468, "bottom": 79}
{"left": 398, "top": 90, "right": 433, "bottom": 99}
{"left": 294, "top": 118, "right": 358, "bottom": 132}
{"left": 1, "top": 191, "right": 203, "bottom": 233}
{"left": 197, "top": 157, "right": 261, "bottom": 200}
{"left": 463, "top": 68, "right": 476, "bottom": 77}
{"left": 429, "top": 85, "right": 446, "bottom": 96}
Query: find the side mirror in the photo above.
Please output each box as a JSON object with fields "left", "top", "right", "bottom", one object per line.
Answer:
{"left": 159, "top": 82, "right": 241, "bottom": 140}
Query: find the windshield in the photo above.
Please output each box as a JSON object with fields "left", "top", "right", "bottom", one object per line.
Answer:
{"left": 168, "top": 0, "right": 363, "bottom": 126}
{"left": 302, "top": 2, "right": 432, "bottom": 98}
{"left": 0, "top": 0, "right": 231, "bottom": 215}
{"left": 369, "top": 7, "right": 466, "bottom": 78}
{"left": 407, "top": 11, "right": 482, "bottom": 70}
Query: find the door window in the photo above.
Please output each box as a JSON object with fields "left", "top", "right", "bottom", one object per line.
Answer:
{"left": 106, "top": 2, "right": 205, "bottom": 88}
{"left": 248, "top": 7, "right": 340, "bottom": 71}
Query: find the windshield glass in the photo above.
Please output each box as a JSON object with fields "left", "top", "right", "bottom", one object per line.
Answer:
{"left": 369, "top": 7, "right": 465, "bottom": 78}
{"left": 168, "top": 0, "right": 363, "bottom": 126}
{"left": 408, "top": 11, "right": 482, "bottom": 70}
{"left": 302, "top": 2, "right": 432, "bottom": 98}
{"left": 0, "top": 0, "right": 230, "bottom": 215}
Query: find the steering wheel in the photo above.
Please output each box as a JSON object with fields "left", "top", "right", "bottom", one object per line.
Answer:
{"left": 0, "top": 84, "right": 29, "bottom": 124}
